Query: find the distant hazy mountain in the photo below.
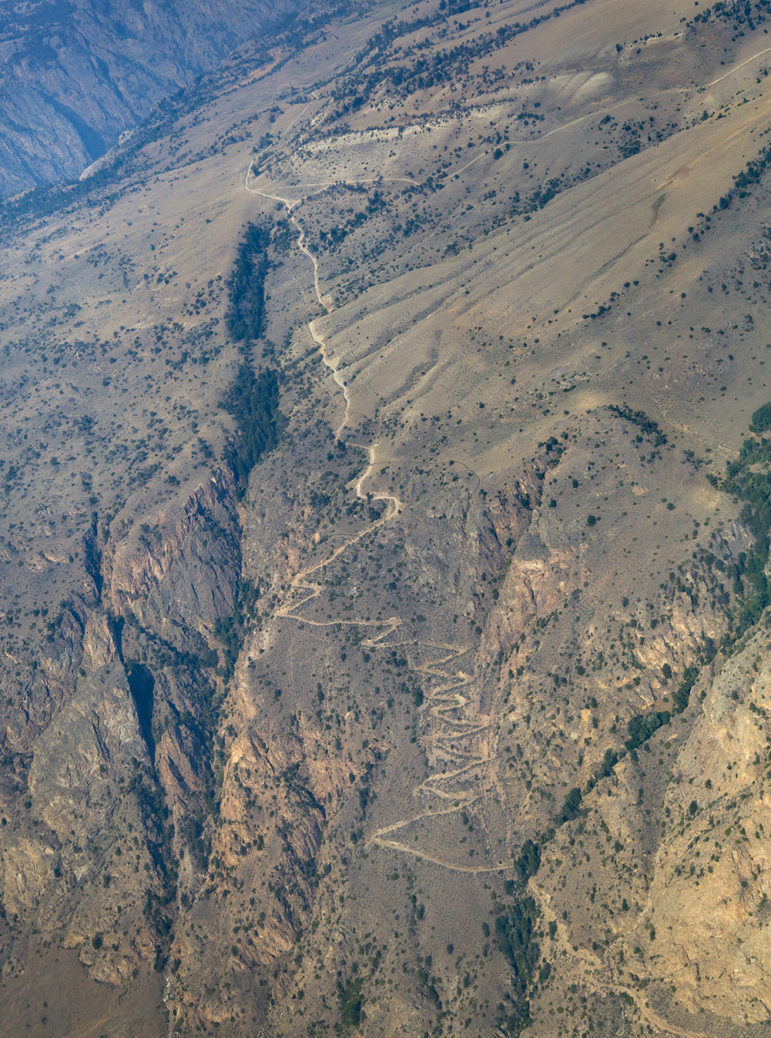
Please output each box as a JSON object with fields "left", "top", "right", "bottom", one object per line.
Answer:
{"left": 0, "top": 0, "right": 309, "bottom": 199}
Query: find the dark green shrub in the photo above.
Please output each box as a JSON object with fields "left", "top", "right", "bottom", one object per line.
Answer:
{"left": 751, "top": 402, "right": 771, "bottom": 433}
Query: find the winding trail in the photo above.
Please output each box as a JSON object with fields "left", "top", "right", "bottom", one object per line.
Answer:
{"left": 243, "top": 153, "right": 510, "bottom": 874}
{"left": 246, "top": 160, "right": 401, "bottom": 582}
{"left": 246, "top": 158, "right": 347, "bottom": 433}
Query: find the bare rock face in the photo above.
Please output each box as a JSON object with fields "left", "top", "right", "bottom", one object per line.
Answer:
{"left": 3, "top": 612, "right": 160, "bottom": 985}
{"left": 0, "top": 0, "right": 311, "bottom": 199}
{"left": 106, "top": 467, "right": 241, "bottom": 638}
{"left": 639, "top": 630, "right": 771, "bottom": 1023}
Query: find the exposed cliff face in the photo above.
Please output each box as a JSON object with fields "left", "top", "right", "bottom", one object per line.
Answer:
{"left": 641, "top": 630, "right": 771, "bottom": 1023}
{"left": 0, "top": 0, "right": 311, "bottom": 199}
{"left": 2, "top": 609, "right": 160, "bottom": 984}
{"left": 107, "top": 467, "right": 241, "bottom": 639}
{"left": 0, "top": 456, "right": 246, "bottom": 1008}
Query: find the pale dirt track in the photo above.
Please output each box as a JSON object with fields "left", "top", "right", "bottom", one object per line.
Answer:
{"left": 244, "top": 146, "right": 514, "bottom": 874}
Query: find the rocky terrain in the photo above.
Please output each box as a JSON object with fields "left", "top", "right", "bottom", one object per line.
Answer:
{"left": 1, "top": 0, "right": 771, "bottom": 1035}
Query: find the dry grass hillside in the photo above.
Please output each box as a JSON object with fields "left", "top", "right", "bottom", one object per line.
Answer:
{"left": 1, "top": 0, "right": 771, "bottom": 1035}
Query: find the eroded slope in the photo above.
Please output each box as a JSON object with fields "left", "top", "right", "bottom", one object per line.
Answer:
{"left": 1, "top": 0, "right": 771, "bottom": 1035}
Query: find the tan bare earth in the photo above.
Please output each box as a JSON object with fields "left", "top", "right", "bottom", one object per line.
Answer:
{"left": 1, "top": 0, "right": 771, "bottom": 1035}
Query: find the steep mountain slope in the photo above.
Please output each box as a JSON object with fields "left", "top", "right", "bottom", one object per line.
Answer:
{"left": 0, "top": 0, "right": 312, "bottom": 199}
{"left": 1, "top": 0, "right": 771, "bottom": 1035}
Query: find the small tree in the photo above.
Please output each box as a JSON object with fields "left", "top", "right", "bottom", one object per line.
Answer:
{"left": 750, "top": 401, "right": 771, "bottom": 433}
